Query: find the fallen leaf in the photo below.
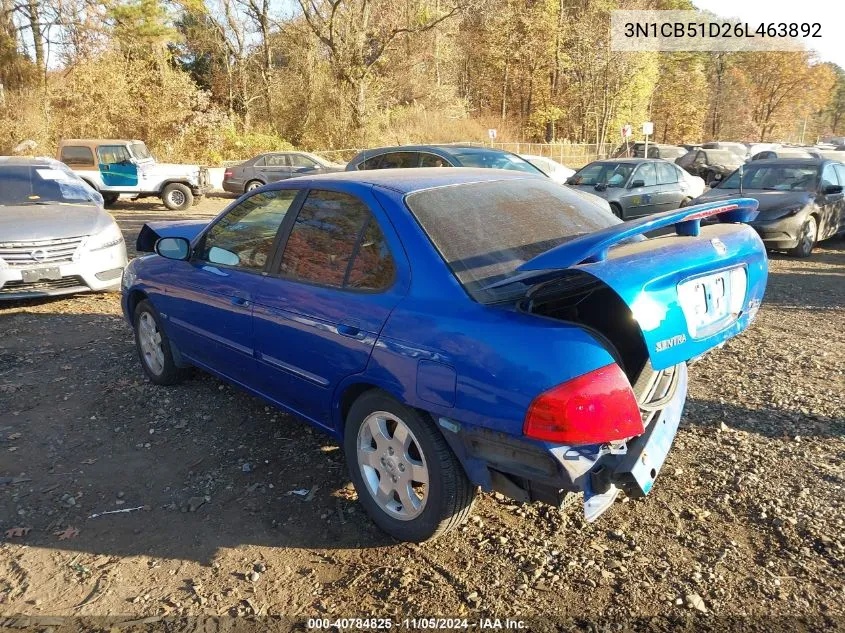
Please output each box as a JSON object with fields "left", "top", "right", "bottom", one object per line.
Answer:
{"left": 81, "top": 458, "right": 97, "bottom": 465}
{"left": 7, "top": 432, "right": 21, "bottom": 441}
{"left": 5, "top": 527, "right": 31, "bottom": 538}
{"left": 54, "top": 527, "right": 80, "bottom": 540}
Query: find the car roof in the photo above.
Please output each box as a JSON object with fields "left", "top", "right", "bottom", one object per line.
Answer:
{"left": 747, "top": 157, "right": 824, "bottom": 165}
{"left": 0, "top": 155, "right": 60, "bottom": 167}
{"left": 351, "top": 144, "right": 516, "bottom": 159}
{"left": 592, "top": 158, "right": 655, "bottom": 164}
{"left": 59, "top": 139, "right": 140, "bottom": 145}
{"left": 285, "top": 167, "right": 544, "bottom": 194}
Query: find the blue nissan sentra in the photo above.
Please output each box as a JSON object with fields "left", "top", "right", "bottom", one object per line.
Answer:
{"left": 122, "top": 169, "right": 768, "bottom": 542}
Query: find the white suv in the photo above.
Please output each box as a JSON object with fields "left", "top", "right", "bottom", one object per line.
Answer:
{"left": 57, "top": 139, "right": 210, "bottom": 210}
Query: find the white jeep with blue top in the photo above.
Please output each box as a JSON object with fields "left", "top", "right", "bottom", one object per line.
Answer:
{"left": 57, "top": 139, "right": 210, "bottom": 211}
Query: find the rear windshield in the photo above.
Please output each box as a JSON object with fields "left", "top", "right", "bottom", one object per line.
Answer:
{"left": 448, "top": 149, "right": 543, "bottom": 174}
{"left": 0, "top": 164, "right": 101, "bottom": 206}
{"left": 405, "top": 179, "right": 617, "bottom": 303}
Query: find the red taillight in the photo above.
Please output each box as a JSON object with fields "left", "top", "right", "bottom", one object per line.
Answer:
{"left": 224, "top": 169, "right": 232, "bottom": 178}
{"left": 523, "top": 364, "right": 643, "bottom": 445}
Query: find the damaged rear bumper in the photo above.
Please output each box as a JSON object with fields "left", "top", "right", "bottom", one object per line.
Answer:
{"left": 442, "top": 362, "right": 688, "bottom": 522}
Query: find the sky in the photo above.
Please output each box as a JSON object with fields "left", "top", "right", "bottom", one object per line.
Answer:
{"left": 694, "top": 0, "right": 845, "bottom": 68}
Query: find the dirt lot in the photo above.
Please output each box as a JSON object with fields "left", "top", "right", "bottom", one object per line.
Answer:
{"left": 1, "top": 194, "right": 843, "bottom": 631}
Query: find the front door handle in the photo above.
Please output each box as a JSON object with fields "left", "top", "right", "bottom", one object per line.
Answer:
{"left": 337, "top": 320, "right": 365, "bottom": 339}
{"left": 231, "top": 292, "right": 251, "bottom": 308}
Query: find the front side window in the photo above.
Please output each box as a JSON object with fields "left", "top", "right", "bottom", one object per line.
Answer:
{"left": 280, "top": 190, "right": 394, "bottom": 290}
{"left": 448, "top": 149, "right": 541, "bottom": 174}
{"left": 198, "top": 189, "right": 299, "bottom": 271}
{"left": 97, "top": 145, "right": 132, "bottom": 165}
{"left": 820, "top": 164, "right": 839, "bottom": 189}
{"left": 60, "top": 146, "right": 95, "bottom": 167}
{"left": 718, "top": 165, "right": 818, "bottom": 191}
{"left": 288, "top": 154, "right": 319, "bottom": 168}
{"left": 419, "top": 153, "right": 451, "bottom": 168}
{"left": 569, "top": 162, "right": 635, "bottom": 188}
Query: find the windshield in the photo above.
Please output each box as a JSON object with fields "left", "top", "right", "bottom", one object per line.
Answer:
{"left": 449, "top": 149, "right": 543, "bottom": 174}
{"left": 569, "top": 162, "right": 634, "bottom": 187}
{"left": 405, "top": 179, "right": 617, "bottom": 303}
{"left": 0, "top": 164, "right": 102, "bottom": 206}
{"left": 129, "top": 142, "right": 153, "bottom": 161}
{"left": 718, "top": 164, "right": 818, "bottom": 191}
{"left": 705, "top": 150, "right": 742, "bottom": 166}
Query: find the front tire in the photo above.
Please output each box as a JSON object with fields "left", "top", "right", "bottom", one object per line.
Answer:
{"left": 343, "top": 391, "right": 476, "bottom": 542}
{"left": 133, "top": 300, "right": 186, "bottom": 385}
{"left": 790, "top": 216, "right": 817, "bottom": 258}
{"left": 610, "top": 203, "right": 623, "bottom": 219}
{"left": 102, "top": 192, "right": 119, "bottom": 208}
{"left": 244, "top": 180, "right": 264, "bottom": 193}
{"left": 161, "top": 183, "right": 193, "bottom": 211}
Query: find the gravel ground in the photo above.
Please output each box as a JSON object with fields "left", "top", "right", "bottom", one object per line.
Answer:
{"left": 0, "top": 195, "right": 843, "bottom": 631}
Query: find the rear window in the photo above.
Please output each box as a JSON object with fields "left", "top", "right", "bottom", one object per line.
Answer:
{"left": 405, "top": 179, "right": 616, "bottom": 303}
{"left": 60, "top": 146, "right": 95, "bottom": 166}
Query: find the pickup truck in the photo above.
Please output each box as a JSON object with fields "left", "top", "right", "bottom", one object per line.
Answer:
{"left": 57, "top": 139, "right": 210, "bottom": 210}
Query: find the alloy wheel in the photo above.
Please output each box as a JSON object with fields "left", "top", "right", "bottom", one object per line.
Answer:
{"left": 168, "top": 190, "right": 186, "bottom": 207}
{"left": 138, "top": 312, "right": 165, "bottom": 376}
{"left": 356, "top": 411, "right": 429, "bottom": 521}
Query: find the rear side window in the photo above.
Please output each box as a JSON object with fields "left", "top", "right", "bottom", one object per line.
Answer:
{"left": 264, "top": 154, "right": 286, "bottom": 167}
{"left": 197, "top": 189, "right": 299, "bottom": 271}
{"left": 656, "top": 162, "right": 678, "bottom": 184}
{"left": 378, "top": 152, "right": 419, "bottom": 168}
{"left": 405, "top": 179, "right": 617, "bottom": 303}
{"left": 280, "top": 190, "right": 394, "bottom": 289}
{"left": 359, "top": 155, "right": 384, "bottom": 170}
{"left": 60, "top": 146, "right": 95, "bottom": 167}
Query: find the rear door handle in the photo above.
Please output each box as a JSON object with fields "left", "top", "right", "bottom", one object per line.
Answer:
{"left": 231, "top": 292, "right": 251, "bottom": 308}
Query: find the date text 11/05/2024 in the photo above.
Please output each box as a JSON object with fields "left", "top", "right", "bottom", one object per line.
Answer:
{"left": 307, "top": 618, "right": 527, "bottom": 630}
{"left": 623, "top": 22, "right": 821, "bottom": 39}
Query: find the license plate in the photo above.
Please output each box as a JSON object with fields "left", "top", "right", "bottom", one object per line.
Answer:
{"left": 21, "top": 267, "right": 61, "bottom": 283}
{"left": 677, "top": 267, "right": 746, "bottom": 337}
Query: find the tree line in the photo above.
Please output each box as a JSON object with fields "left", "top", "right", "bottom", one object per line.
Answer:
{"left": 1, "top": 0, "right": 843, "bottom": 163}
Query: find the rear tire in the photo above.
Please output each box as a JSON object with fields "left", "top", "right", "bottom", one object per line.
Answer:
{"left": 343, "top": 391, "right": 476, "bottom": 542}
{"left": 161, "top": 183, "right": 193, "bottom": 211}
{"left": 790, "top": 216, "right": 817, "bottom": 258}
{"left": 133, "top": 300, "right": 186, "bottom": 386}
{"left": 610, "top": 203, "right": 623, "bottom": 219}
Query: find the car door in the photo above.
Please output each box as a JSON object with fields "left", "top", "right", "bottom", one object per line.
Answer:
{"left": 620, "top": 162, "right": 660, "bottom": 218}
{"left": 656, "top": 161, "right": 685, "bottom": 211}
{"left": 160, "top": 189, "right": 303, "bottom": 385}
{"left": 818, "top": 163, "right": 845, "bottom": 238}
{"left": 97, "top": 145, "right": 138, "bottom": 189}
{"left": 251, "top": 187, "right": 409, "bottom": 428}
{"left": 255, "top": 153, "right": 291, "bottom": 183}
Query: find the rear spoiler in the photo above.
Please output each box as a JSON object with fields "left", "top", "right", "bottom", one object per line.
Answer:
{"left": 517, "top": 198, "right": 759, "bottom": 272}
{"left": 136, "top": 220, "right": 208, "bottom": 253}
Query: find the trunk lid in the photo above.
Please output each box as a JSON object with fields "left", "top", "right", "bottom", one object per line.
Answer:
{"left": 495, "top": 199, "right": 768, "bottom": 370}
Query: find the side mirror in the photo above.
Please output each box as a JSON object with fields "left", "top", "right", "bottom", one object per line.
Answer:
{"left": 629, "top": 179, "right": 645, "bottom": 189}
{"left": 155, "top": 236, "right": 191, "bottom": 260}
{"left": 823, "top": 184, "right": 844, "bottom": 195}
{"left": 594, "top": 183, "right": 607, "bottom": 192}
{"left": 712, "top": 173, "right": 723, "bottom": 180}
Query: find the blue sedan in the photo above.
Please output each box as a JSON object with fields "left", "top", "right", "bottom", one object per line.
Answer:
{"left": 122, "top": 169, "right": 768, "bottom": 542}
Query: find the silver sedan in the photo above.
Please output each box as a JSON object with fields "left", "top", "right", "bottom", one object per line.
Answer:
{"left": 566, "top": 158, "right": 703, "bottom": 219}
{"left": 0, "top": 156, "right": 128, "bottom": 299}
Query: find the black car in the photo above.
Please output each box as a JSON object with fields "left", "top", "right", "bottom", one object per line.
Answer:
{"left": 676, "top": 148, "right": 744, "bottom": 184}
{"left": 223, "top": 151, "right": 345, "bottom": 194}
{"left": 691, "top": 158, "right": 845, "bottom": 257}
{"left": 345, "top": 145, "right": 544, "bottom": 175}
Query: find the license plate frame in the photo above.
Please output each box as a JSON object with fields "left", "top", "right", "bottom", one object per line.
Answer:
{"left": 21, "top": 267, "right": 61, "bottom": 283}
